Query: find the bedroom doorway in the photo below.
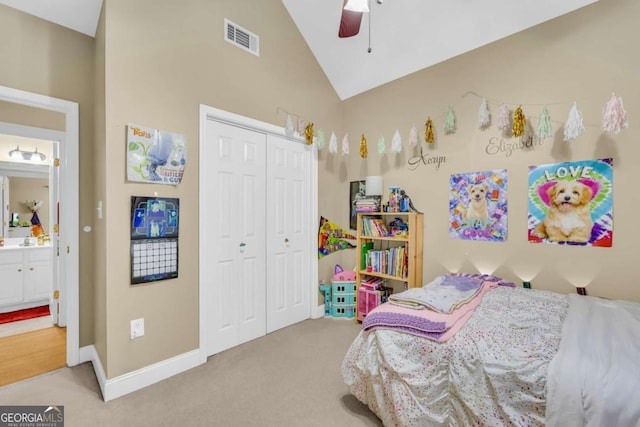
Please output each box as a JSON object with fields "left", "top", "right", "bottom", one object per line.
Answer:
{"left": 0, "top": 85, "right": 80, "bottom": 368}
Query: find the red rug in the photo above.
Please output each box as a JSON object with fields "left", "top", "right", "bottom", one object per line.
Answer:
{"left": 0, "top": 305, "right": 50, "bottom": 324}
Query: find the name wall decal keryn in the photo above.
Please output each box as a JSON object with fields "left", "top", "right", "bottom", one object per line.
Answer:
{"left": 408, "top": 147, "right": 447, "bottom": 171}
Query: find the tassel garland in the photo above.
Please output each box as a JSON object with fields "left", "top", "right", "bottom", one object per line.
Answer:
{"left": 512, "top": 106, "right": 526, "bottom": 137}
{"left": 601, "top": 92, "right": 628, "bottom": 135}
{"left": 285, "top": 114, "right": 295, "bottom": 138}
{"left": 478, "top": 98, "right": 491, "bottom": 130}
{"left": 304, "top": 123, "right": 314, "bottom": 145}
{"left": 316, "top": 130, "right": 326, "bottom": 150}
{"left": 297, "top": 118, "right": 305, "bottom": 136}
{"left": 377, "top": 135, "right": 386, "bottom": 156}
{"left": 359, "top": 134, "right": 368, "bottom": 158}
{"left": 444, "top": 106, "right": 456, "bottom": 134}
{"left": 425, "top": 118, "right": 435, "bottom": 143}
{"left": 329, "top": 131, "right": 338, "bottom": 154}
{"left": 342, "top": 133, "right": 350, "bottom": 156}
{"left": 391, "top": 129, "right": 402, "bottom": 153}
{"left": 563, "top": 102, "right": 585, "bottom": 141}
{"left": 497, "top": 103, "right": 510, "bottom": 132}
{"left": 537, "top": 107, "right": 553, "bottom": 139}
{"left": 409, "top": 125, "right": 418, "bottom": 147}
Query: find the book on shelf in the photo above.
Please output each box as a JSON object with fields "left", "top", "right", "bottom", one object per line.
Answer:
{"left": 355, "top": 198, "right": 380, "bottom": 212}
{"left": 365, "top": 245, "right": 408, "bottom": 278}
{"left": 361, "top": 241, "right": 373, "bottom": 270}
{"left": 361, "top": 217, "right": 389, "bottom": 237}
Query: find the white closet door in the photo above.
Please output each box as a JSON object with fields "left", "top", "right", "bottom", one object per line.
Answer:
{"left": 266, "top": 134, "right": 311, "bottom": 333}
{"left": 203, "top": 120, "right": 266, "bottom": 356}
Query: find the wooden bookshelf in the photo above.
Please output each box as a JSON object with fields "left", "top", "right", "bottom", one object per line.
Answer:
{"left": 355, "top": 212, "right": 423, "bottom": 321}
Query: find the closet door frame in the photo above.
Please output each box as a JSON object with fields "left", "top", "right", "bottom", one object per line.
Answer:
{"left": 198, "top": 104, "right": 320, "bottom": 357}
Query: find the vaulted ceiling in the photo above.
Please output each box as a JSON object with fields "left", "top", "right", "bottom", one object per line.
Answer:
{"left": 1, "top": 0, "right": 598, "bottom": 101}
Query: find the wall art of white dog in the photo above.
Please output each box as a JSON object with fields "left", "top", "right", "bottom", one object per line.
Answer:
{"left": 464, "top": 182, "right": 490, "bottom": 220}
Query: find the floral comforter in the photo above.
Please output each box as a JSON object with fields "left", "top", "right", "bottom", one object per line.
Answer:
{"left": 341, "top": 286, "right": 568, "bottom": 426}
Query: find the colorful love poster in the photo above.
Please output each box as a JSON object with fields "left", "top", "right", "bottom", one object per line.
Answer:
{"left": 449, "top": 170, "right": 508, "bottom": 242}
{"left": 528, "top": 158, "right": 613, "bottom": 247}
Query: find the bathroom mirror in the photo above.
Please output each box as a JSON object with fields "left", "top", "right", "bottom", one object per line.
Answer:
{"left": 0, "top": 134, "right": 52, "bottom": 239}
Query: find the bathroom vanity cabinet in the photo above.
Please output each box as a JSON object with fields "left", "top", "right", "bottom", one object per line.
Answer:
{"left": 0, "top": 244, "right": 53, "bottom": 313}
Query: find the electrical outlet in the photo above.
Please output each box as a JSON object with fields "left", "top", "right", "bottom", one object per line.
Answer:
{"left": 130, "top": 318, "right": 145, "bottom": 339}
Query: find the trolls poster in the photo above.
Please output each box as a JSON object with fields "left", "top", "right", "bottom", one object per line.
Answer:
{"left": 449, "top": 169, "right": 508, "bottom": 242}
{"left": 127, "top": 123, "right": 187, "bottom": 185}
{"left": 528, "top": 158, "right": 613, "bottom": 247}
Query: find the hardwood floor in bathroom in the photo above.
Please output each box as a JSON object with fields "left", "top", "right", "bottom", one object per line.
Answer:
{"left": 0, "top": 326, "right": 66, "bottom": 387}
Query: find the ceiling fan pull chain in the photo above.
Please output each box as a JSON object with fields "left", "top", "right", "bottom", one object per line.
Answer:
{"left": 368, "top": 2, "right": 372, "bottom": 53}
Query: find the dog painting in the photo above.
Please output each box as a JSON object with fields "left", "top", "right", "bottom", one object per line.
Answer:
{"left": 464, "top": 182, "right": 490, "bottom": 221}
{"left": 528, "top": 159, "right": 613, "bottom": 247}
{"left": 449, "top": 170, "right": 508, "bottom": 242}
{"left": 533, "top": 180, "right": 593, "bottom": 242}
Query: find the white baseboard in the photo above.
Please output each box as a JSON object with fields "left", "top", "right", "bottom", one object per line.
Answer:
{"left": 312, "top": 304, "right": 325, "bottom": 319}
{"left": 79, "top": 345, "right": 205, "bottom": 402}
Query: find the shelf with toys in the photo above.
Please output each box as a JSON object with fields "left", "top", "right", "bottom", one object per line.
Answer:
{"left": 355, "top": 211, "right": 423, "bottom": 322}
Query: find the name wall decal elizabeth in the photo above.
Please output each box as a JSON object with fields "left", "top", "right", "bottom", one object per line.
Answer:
{"left": 485, "top": 135, "right": 544, "bottom": 157}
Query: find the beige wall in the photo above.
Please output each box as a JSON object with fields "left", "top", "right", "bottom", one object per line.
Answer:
{"left": 320, "top": 0, "right": 640, "bottom": 301}
{"left": 0, "top": 4, "right": 96, "bottom": 345}
{"left": 100, "top": 0, "right": 343, "bottom": 378}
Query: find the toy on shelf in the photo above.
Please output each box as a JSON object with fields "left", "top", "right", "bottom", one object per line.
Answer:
{"left": 399, "top": 189, "right": 422, "bottom": 214}
{"left": 389, "top": 217, "right": 409, "bottom": 237}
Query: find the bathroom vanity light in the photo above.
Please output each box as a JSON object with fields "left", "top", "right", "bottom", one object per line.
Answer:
{"left": 9, "top": 146, "right": 46, "bottom": 162}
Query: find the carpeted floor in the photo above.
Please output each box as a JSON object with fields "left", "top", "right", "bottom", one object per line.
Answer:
{"left": 0, "top": 317, "right": 382, "bottom": 427}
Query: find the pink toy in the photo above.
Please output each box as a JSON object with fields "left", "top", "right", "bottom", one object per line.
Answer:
{"left": 333, "top": 264, "right": 356, "bottom": 282}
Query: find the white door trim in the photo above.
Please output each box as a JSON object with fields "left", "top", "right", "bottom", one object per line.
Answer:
{"left": 0, "top": 85, "right": 80, "bottom": 367}
{"left": 199, "top": 104, "right": 319, "bottom": 357}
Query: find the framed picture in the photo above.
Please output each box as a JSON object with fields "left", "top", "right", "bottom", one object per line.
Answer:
{"left": 349, "top": 180, "right": 366, "bottom": 230}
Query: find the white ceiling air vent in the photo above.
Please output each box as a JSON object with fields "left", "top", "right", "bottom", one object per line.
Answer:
{"left": 225, "top": 18, "right": 260, "bottom": 56}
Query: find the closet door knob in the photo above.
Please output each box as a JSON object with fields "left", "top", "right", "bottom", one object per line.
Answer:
{"left": 284, "top": 238, "right": 290, "bottom": 247}
{"left": 239, "top": 242, "right": 246, "bottom": 253}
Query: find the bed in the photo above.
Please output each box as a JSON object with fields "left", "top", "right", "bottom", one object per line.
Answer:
{"left": 341, "top": 274, "right": 640, "bottom": 426}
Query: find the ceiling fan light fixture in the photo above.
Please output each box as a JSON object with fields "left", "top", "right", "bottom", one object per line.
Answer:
{"left": 344, "top": 0, "right": 369, "bottom": 13}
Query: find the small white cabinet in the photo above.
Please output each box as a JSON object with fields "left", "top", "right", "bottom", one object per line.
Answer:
{"left": 24, "top": 249, "right": 53, "bottom": 302}
{"left": 0, "top": 246, "right": 53, "bottom": 313}
{"left": 0, "top": 251, "right": 24, "bottom": 306}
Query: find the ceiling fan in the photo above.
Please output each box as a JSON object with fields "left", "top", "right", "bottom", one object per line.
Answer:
{"left": 339, "top": 0, "right": 382, "bottom": 52}
{"left": 339, "top": 0, "right": 364, "bottom": 38}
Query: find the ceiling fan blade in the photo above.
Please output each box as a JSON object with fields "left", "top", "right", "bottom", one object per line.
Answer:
{"left": 338, "top": 0, "right": 363, "bottom": 38}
